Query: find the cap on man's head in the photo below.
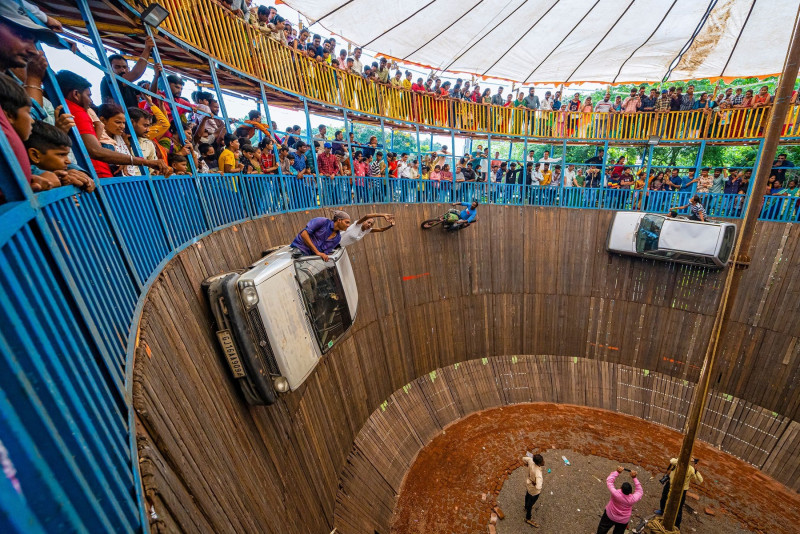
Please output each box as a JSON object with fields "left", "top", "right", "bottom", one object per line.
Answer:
{"left": 332, "top": 210, "right": 350, "bottom": 221}
{"left": 324, "top": 142, "right": 332, "bottom": 148}
{"left": 661, "top": 89, "right": 668, "bottom": 94}
{"left": 0, "top": 2, "right": 61, "bottom": 47}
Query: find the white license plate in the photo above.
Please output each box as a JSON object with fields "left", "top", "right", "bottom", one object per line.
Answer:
{"left": 216, "top": 330, "right": 246, "bottom": 378}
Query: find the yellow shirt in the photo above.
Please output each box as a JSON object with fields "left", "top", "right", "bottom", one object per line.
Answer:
{"left": 669, "top": 458, "right": 703, "bottom": 491}
{"left": 219, "top": 149, "right": 236, "bottom": 172}
{"left": 402, "top": 79, "right": 412, "bottom": 90}
{"left": 147, "top": 105, "right": 170, "bottom": 140}
{"left": 540, "top": 170, "right": 552, "bottom": 186}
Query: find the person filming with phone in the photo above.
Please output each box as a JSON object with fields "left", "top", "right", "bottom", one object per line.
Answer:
{"left": 655, "top": 457, "right": 703, "bottom": 528}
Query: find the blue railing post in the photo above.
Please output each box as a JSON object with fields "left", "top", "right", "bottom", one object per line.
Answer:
{"left": 559, "top": 137, "right": 567, "bottom": 206}
{"left": 76, "top": 0, "right": 176, "bottom": 254}
{"left": 146, "top": 25, "right": 213, "bottom": 232}
{"left": 451, "top": 128, "right": 457, "bottom": 200}
{"left": 209, "top": 60, "right": 255, "bottom": 219}
{"left": 379, "top": 116, "right": 388, "bottom": 202}
{"left": 343, "top": 108, "right": 356, "bottom": 204}
{"left": 523, "top": 136, "right": 528, "bottom": 191}
{"left": 302, "top": 98, "right": 321, "bottom": 206}
{"left": 743, "top": 139, "right": 766, "bottom": 217}
{"left": 258, "top": 83, "right": 288, "bottom": 212}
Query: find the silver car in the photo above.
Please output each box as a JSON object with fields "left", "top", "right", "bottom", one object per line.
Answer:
{"left": 606, "top": 212, "right": 737, "bottom": 268}
{"left": 203, "top": 246, "right": 358, "bottom": 405}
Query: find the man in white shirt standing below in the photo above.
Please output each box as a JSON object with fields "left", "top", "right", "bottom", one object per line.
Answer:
{"left": 522, "top": 453, "right": 545, "bottom": 528}
{"left": 338, "top": 213, "right": 395, "bottom": 247}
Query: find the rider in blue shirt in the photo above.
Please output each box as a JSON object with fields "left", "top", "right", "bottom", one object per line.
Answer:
{"left": 445, "top": 201, "right": 478, "bottom": 231}
{"left": 458, "top": 201, "right": 478, "bottom": 223}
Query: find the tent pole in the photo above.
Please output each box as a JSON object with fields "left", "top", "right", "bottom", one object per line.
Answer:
{"left": 649, "top": 5, "right": 800, "bottom": 533}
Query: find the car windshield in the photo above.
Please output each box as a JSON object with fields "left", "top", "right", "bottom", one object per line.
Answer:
{"left": 294, "top": 256, "right": 352, "bottom": 353}
{"left": 718, "top": 226, "right": 735, "bottom": 264}
{"left": 635, "top": 215, "right": 665, "bottom": 254}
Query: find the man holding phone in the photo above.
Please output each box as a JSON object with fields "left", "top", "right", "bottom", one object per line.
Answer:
{"left": 655, "top": 457, "right": 703, "bottom": 528}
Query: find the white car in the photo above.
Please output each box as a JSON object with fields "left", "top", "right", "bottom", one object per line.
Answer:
{"left": 203, "top": 246, "right": 358, "bottom": 405}
{"left": 606, "top": 212, "right": 737, "bottom": 269}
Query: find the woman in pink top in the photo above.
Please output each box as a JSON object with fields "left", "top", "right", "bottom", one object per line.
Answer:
{"left": 596, "top": 467, "right": 643, "bottom": 534}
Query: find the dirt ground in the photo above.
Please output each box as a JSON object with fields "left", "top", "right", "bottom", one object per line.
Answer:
{"left": 391, "top": 404, "right": 800, "bottom": 534}
{"left": 496, "top": 450, "right": 749, "bottom": 534}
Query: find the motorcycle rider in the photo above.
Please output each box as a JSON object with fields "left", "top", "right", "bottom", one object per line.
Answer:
{"left": 444, "top": 200, "right": 478, "bottom": 231}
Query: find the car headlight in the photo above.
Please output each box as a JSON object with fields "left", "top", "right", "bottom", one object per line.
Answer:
{"left": 238, "top": 280, "right": 259, "bottom": 308}
{"left": 273, "top": 376, "right": 289, "bottom": 393}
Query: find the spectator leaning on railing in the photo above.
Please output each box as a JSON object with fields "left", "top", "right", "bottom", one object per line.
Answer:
{"left": 56, "top": 70, "right": 168, "bottom": 177}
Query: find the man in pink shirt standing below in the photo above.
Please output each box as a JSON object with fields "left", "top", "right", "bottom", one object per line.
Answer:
{"left": 596, "top": 466, "right": 643, "bottom": 534}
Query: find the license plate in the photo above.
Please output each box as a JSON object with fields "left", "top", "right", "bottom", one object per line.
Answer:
{"left": 216, "top": 330, "right": 246, "bottom": 378}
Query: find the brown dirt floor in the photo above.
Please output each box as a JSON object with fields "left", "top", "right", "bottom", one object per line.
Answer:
{"left": 390, "top": 403, "right": 800, "bottom": 534}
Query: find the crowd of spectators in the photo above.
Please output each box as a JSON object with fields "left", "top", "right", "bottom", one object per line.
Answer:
{"left": 1, "top": 0, "right": 798, "bottom": 218}
{"left": 211, "top": 3, "right": 795, "bottom": 138}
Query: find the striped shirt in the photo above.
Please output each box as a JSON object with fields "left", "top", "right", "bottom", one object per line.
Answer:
{"left": 680, "top": 93, "right": 696, "bottom": 111}
{"left": 690, "top": 202, "right": 707, "bottom": 220}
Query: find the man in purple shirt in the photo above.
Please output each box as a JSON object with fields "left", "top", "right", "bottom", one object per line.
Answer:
{"left": 596, "top": 467, "right": 643, "bottom": 534}
{"left": 290, "top": 210, "right": 351, "bottom": 261}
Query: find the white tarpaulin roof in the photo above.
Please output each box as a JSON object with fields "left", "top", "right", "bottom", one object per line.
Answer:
{"left": 282, "top": 0, "right": 800, "bottom": 84}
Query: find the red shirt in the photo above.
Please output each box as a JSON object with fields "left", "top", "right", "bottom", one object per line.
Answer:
{"left": 316, "top": 151, "right": 339, "bottom": 176}
{"left": 67, "top": 100, "right": 112, "bottom": 178}
{"left": 388, "top": 160, "right": 398, "bottom": 178}
{"left": 260, "top": 150, "right": 276, "bottom": 172}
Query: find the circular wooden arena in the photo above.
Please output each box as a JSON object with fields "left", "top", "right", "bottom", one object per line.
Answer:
{"left": 132, "top": 204, "right": 800, "bottom": 533}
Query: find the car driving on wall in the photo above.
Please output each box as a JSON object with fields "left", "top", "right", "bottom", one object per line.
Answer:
{"left": 606, "top": 212, "right": 737, "bottom": 269}
{"left": 203, "top": 245, "right": 358, "bottom": 405}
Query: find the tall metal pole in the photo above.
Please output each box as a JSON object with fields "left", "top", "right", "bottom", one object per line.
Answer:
{"left": 653, "top": 7, "right": 800, "bottom": 533}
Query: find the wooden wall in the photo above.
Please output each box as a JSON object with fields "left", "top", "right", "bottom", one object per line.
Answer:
{"left": 333, "top": 356, "right": 800, "bottom": 533}
{"left": 132, "top": 205, "right": 800, "bottom": 533}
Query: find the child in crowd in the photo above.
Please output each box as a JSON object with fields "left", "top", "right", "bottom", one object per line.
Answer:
{"left": 24, "top": 120, "right": 95, "bottom": 191}
{"left": 219, "top": 133, "right": 244, "bottom": 173}
{"left": 127, "top": 107, "right": 158, "bottom": 162}
{"left": 0, "top": 73, "right": 59, "bottom": 192}
{"left": 240, "top": 143, "right": 262, "bottom": 174}
{"left": 168, "top": 153, "right": 189, "bottom": 175}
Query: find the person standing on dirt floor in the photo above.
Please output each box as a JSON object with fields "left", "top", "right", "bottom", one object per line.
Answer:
{"left": 655, "top": 457, "right": 702, "bottom": 529}
{"left": 338, "top": 213, "right": 395, "bottom": 247}
{"left": 596, "top": 467, "right": 642, "bottom": 534}
{"left": 521, "top": 453, "right": 544, "bottom": 527}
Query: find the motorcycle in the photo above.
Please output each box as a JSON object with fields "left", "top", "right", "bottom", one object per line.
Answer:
{"left": 420, "top": 209, "right": 475, "bottom": 231}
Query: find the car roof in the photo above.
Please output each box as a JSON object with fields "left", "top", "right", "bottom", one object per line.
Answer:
{"left": 660, "top": 218, "right": 723, "bottom": 255}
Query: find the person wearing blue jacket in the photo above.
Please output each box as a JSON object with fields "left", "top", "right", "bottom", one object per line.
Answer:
{"left": 445, "top": 200, "right": 478, "bottom": 232}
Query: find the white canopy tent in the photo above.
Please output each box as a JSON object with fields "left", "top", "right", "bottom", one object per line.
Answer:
{"left": 282, "top": 0, "right": 800, "bottom": 84}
